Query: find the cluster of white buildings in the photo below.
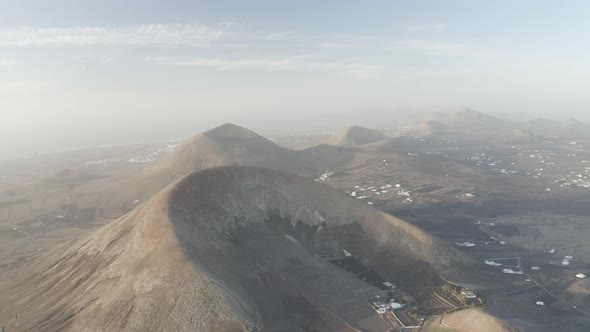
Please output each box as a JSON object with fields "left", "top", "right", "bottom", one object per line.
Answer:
{"left": 519, "top": 147, "right": 590, "bottom": 190}
{"left": 513, "top": 146, "right": 590, "bottom": 190}
{"left": 315, "top": 171, "right": 334, "bottom": 182}
{"left": 455, "top": 241, "right": 476, "bottom": 248}
{"left": 127, "top": 144, "right": 178, "bottom": 164}
{"left": 484, "top": 260, "right": 502, "bottom": 267}
{"left": 557, "top": 171, "right": 590, "bottom": 189}
{"left": 348, "top": 183, "right": 411, "bottom": 204}
{"left": 372, "top": 298, "right": 405, "bottom": 314}
{"left": 461, "top": 289, "right": 477, "bottom": 299}
{"left": 382, "top": 281, "right": 396, "bottom": 289}
{"left": 502, "top": 268, "right": 524, "bottom": 275}
{"left": 468, "top": 152, "right": 518, "bottom": 175}
{"left": 482, "top": 257, "right": 526, "bottom": 275}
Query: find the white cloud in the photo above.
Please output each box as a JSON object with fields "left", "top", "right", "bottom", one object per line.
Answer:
{"left": 145, "top": 56, "right": 389, "bottom": 79}
{"left": 80, "top": 55, "right": 113, "bottom": 63}
{"left": 0, "top": 60, "right": 16, "bottom": 66}
{"left": 0, "top": 80, "right": 56, "bottom": 94}
{"left": 0, "top": 23, "right": 227, "bottom": 47}
{"left": 315, "top": 42, "right": 369, "bottom": 49}
{"left": 0, "top": 23, "right": 387, "bottom": 55}
{"left": 244, "top": 32, "right": 384, "bottom": 50}
{"left": 96, "top": 56, "right": 113, "bottom": 64}
{"left": 402, "top": 24, "right": 447, "bottom": 32}
{"left": 247, "top": 32, "right": 293, "bottom": 41}
{"left": 390, "top": 40, "right": 503, "bottom": 57}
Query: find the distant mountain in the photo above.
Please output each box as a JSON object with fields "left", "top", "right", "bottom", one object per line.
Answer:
{"left": 144, "top": 123, "right": 297, "bottom": 176}
{"left": 558, "top": 118, "right": 590, "bottom": 137}
{"left": 87, "top": 124, "right": 362, "bottom": 214}
{"left": 505, "top": 129, "right": 543, "bottom": 144}
{"left": 527, "top": 117, "right": 561, "bottom": 128}
{"left": 404, "top": 120, "right": 449, "bottom": 137}
{"left": 0, "top": 166, "right": 471, "bottom": 331}
{"left": 144, "top": 123, "right": 363, "bottom": 180}
{"left": 400, "top": 109, "right": 517, "bottom": 138}
{"left": 525, "top": 117, "right": 590, "bottom": 138}
{"left": 408, "top": 110, "right": 589, "bottom": 139}
{"left": 323, "top": 125, "right": 388, "bottom": 147}
{"left": 365, "top": 135, "right": 431, "bottom": 153}
{"left": 424, "top": 109, "right": 512, "bottom": 132}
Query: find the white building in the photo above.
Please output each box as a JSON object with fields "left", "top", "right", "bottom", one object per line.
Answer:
{"left": 502, "top": 268, "right": 524, "bottom": 275}
{"left": 456, "top": 242, "right": 476, "bottom": 247}
{"left": 484, "top": 260, "right": 502, "bottom": 267}
{"left": 461, "top": 290, "right": 477, "bottom": 299}
{"left": 382, "top": 281, "right": 395, "bottom": 289}
{"left": 389, "top": 301, "right": 404, "bottom": 310}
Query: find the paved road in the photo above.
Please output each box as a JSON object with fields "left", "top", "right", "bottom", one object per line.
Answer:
{"left": 524, "top": 272, "right": 590, "bottom": 318}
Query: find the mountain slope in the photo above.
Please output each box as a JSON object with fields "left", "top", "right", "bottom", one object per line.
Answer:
{"left": 525, "top": 118, "right": 590, "bottom": 138}
{"left": 405, "top": 120, "right": 449, "bottom": 137}
{"left": 144, "top": 123, "right": 362, "bottom": 179}
{"left": 0, "top": 166, "right": 471, "bottom": 332}
{"left": 505, "top": 129, "right": 542, "bottom": 144}
{"left": 144, "top": 123, "right": 297, "bottom": 176}
{"left": 422, "top": 109, "right": 513, "bottom": 133}
{"left": 72, "top": 124, "right": 363, "bottom": 222}
{"left": 364, "top": 135, "right": 432, "bottom": 153}
{"left": 323, "top": 126, "right": 388, "bottom": 147}
{"left": 424, "top": 309, "right": 510, "bottom": 332}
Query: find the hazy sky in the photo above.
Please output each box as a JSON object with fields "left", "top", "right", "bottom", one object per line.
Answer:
{"left": 1, "top": 0, "right": 590, "bottom": 157}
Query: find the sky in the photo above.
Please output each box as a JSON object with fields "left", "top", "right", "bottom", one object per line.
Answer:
{"left": 1, "top": 0, "right": 590, "bottom": 157}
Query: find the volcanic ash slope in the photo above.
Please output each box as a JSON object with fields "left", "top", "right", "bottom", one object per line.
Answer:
{"left": 0, "top": 166, "right": 471, "bottom": 331}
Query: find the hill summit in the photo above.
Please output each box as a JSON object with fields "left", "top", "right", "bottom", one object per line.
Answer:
{"left": 203, "top": 123, "right": 269, "bottom": 142}
{"left": 144, "top": 123, "right": 294, "bottom": 176}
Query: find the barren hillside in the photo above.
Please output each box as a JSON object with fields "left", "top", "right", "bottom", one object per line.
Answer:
{"left": 324, "top": 126, "right": 388, "bottom": 147}
{"left": 0, "top": 166, "right": 471, "bottom": 332}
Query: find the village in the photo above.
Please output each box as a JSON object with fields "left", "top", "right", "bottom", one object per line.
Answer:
{"left": 316, "top": 248, "right": 484, "bottom": 329}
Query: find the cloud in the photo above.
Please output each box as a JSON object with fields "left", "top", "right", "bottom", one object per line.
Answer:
{"left": 390, "top": 40, "right": 503, "bottom": 57}
{"left": 402, "top": 24, "right": 447, "bottom": 32}
{"left": 247, "top": 32, "right": 382, "bottom": 47}
{"left": 247, "top": 32, "right": 293, "bottom": 41}
{"left": 144, "top": 56, "right": 389, "bottom": 79}
{"left": 0, "top": 80, "right": 56, "bottom": 94}
{"left": 80, "top": 55, "right": 113, "bottom": 63}
{"left": 0, "top": 23, "right": 227, "bottom": 47}
{"left": 315, "top": 42, "right": 369, "bottom": 49}
{"left": 95, "top": 56, "right": 113, "bottom": 64}
{"left": 0, "top": 60, "right": 16, "bottom": 66}
{"left": 0, "top": 23, "right": 386, "bottom": 55}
